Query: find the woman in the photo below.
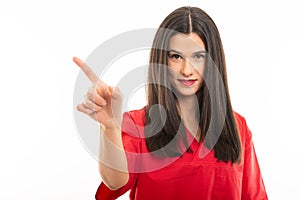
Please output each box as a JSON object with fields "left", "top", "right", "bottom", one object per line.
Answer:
{"left": 74, "top": 6, "right": 268, "bottom": 200}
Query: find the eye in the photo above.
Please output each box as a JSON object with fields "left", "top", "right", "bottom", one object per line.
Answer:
{"left": 194, "top": 53, "right": 205, "bottom": 60}
{"left": 168, "top": 53, "right": 183, "bottom": 60}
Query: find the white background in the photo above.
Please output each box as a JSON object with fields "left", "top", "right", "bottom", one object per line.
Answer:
{"left": 1, "top": 0, "right": 299, "bottom": 199}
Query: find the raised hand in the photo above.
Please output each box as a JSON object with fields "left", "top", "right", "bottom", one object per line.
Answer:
{"left": 73, "top": 57, "right": 123, "bottom": 129}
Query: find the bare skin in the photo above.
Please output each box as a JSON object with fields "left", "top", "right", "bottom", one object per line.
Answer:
{"left": 168, "top": 33, "right": 206, "bottom": 140}
{"left": 73, "top": 32, "right": 206, "bottom": 189}
{"left": 73, "top": 57, "right": 128, "bottom": 190}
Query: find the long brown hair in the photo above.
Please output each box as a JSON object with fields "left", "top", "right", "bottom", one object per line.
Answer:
{"left": 145, "top": 6, "right": 241, "bottom": 163}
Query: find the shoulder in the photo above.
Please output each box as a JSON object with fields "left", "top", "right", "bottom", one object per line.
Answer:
{"left": 125, "top": 107, "right": 146, "bottom": 126}
{"left": 121, "top": 108, "right": 147, "bottom": 153}
{"left": 122, "top": 107, "right": 146, "bottom": 138}
{"left": 233, "top": 111, "right": 246, "bottom": 126}
{"left": 233, "top": 111, "right": 252, "bottom": 143}
{"left": 233, "top": 111, "right": 248, "bottom": 131}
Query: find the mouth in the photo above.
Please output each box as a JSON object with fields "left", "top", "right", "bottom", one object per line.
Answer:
{"left": 178, "top": 79, "right": 197, "bottom": 86}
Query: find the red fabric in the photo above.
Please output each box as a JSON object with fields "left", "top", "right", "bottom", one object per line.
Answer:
{"left": 95, "top": 108, "right": 268, "bottom": 200}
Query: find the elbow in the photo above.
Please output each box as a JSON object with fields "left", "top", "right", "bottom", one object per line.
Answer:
{"left": 99, "top": 166, "right": 129, "bottom": 190}
{"left": 103, "top": 181, "right": 125, "bottom": 191}
{"left": 101, "top": 174, "right": 129, "bottom": 190}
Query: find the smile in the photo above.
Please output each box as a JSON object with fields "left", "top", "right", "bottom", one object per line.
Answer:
{"left": 178, "top": 79, "right": 197, "bottom": 86}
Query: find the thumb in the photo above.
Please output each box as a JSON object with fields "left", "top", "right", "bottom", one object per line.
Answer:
{"left": 108, "top": 86, "right": 123, "bottom": 101}
{"left": 108, "top": 86, "right": 114, "bottom": 96}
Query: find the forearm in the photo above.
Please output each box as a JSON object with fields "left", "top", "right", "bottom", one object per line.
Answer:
{"left": 98, "top": 125, "right": 129, "bottom": 190}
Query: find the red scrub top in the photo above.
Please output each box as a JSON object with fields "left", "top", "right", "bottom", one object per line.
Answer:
{"left": 95, "top": 108, "right": 268, "bottom": 200}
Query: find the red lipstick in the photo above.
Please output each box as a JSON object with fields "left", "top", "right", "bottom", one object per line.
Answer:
{"left": 178, "top": 79, "right": 197, "bottom": 86}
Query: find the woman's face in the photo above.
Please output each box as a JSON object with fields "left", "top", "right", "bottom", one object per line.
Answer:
{"left": 168, "top": 32, "right": 206, "bottom": 97}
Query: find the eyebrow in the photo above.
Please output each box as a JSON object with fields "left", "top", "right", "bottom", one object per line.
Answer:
{"left": 168, "top": 49, "right": 206, "bottom": 55}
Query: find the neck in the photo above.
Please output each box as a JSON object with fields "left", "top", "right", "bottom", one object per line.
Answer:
{"left": 176, "top": 95, "right": 199, "bottom": 117}
{"left": 176, "top": 95, "right": 201, "bottom": 140}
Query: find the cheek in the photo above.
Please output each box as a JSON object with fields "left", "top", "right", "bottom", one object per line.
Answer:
{"left": 167, "top": 69, "right": 179, "bottom": 89}
{"left": 195, "top": 63, "right": 205, "bottom": 77}
{"left": 167, "top": 64, "right": 180, "bottom": 77}
{"left": 168, "top": 60, "right": 181, "bottom": 71}
{"left": 167, "top": 64, "right": 175, "bottom": 73}
{"left": 167, "top": 68, "right": 176, "bottom": 81}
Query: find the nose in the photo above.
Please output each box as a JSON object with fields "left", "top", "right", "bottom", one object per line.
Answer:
{"left": 180, "top": 59, "right": 193, "bottom": 77}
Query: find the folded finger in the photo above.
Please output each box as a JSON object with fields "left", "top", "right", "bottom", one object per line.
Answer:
{"left": 77, "top": 103, "right": 94, "bottom": 115}
{"left": 83, "top": 99, "right": 103, "bottom": 112}
{"left": 87, "top": 87, "right": 107, "bottom": 106}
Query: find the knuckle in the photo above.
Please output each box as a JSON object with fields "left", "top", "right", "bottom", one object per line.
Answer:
{"left": 87, "top": 91, "right": 95, "bottom": 100}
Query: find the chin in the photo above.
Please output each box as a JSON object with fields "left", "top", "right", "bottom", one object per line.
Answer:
{"left": 170, "top": 81, "right": 202, "bottom": 97}
{"left": 173, "top": 87, "right": 198, "bottom": 97}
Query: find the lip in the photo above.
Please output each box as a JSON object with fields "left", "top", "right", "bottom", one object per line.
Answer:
{"left": 178, "top": 79, "right": 197, "bottom": 86}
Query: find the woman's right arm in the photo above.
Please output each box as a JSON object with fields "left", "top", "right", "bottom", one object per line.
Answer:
{"left": 98, "top": 126, "right": 129, "bottom": 190}
{"left": 73, "top": 57, "right": 129, "bottom": 190}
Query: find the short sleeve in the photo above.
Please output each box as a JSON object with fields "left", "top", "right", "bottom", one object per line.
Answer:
{"left": 95, "top": 111, "right": 143, "bottom": 200}
{"left": 240, "top": 118, "right": 268, "bottom": 200}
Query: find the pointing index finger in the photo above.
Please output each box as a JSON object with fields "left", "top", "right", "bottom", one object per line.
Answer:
{"left": 73, "top": 56, "right": 98, "bottom": 83}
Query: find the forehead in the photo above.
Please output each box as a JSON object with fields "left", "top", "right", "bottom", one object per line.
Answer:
{"left": 169, "top": 32, "right": 206, "bottom": 53}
